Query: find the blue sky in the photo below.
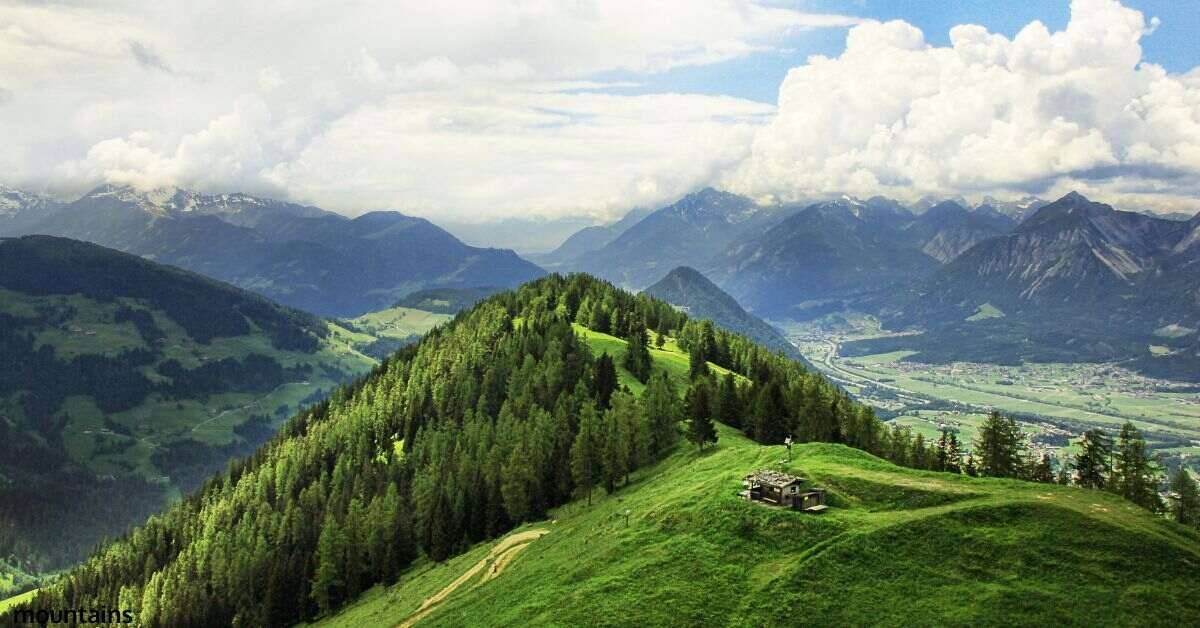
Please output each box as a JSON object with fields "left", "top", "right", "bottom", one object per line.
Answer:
{"left": 607, "top": 0, "right": 1200, "bottom": 104}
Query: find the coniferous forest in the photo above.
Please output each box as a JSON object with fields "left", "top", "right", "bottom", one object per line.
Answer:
{"left": 11, "top": 274, "right": 922, "bottom": 626}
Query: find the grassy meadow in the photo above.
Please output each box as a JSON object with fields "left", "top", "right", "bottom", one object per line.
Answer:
{"left": 314, "top": 425, "right": 1200, "bottom": 627}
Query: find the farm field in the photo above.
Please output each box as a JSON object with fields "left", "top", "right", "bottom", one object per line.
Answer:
{"left": 778, "top": 315, "right": 1200, "bottom": 472}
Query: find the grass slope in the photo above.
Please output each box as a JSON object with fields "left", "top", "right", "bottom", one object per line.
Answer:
{"left": 318, "top": 425, "right": 1200, "bottom": 627}
{"left": 317, "top": 334, "right": 1200, "bottom": 627}
{"left": 571, "top": 323, "right": 743, "bottom": 395}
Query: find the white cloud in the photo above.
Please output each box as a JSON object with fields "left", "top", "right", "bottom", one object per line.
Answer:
{"left": 0, "top": 0, "right": 854, "bottom": 217}
{"left": 724, "top": 0, "right": 1200, "bottom": 212}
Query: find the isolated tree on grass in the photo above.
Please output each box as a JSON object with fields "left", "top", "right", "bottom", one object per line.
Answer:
{"left": 1168, "top": 466, "right": 1199, "bottom": 527}
{"left": 1073, "top": 429, "right": 1113, "bottom": 490}
{"left": 1111, "top": 422, "right": 1163, "bottom": 512}
{"left": 654, "top": 330, "right": 666, "bottom": 349}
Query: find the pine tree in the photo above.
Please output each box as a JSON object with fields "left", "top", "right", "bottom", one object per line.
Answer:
{"left": 600, "top": 400, "right": 631, "bottom": 493}
{"left": 1073, "top": 429, "right": 1112, "bottom": 490}
{"left": 593, "top": 352, "right": 618, "bottom": 409}
{"left": 974, "top": 410, "right": 1025, "bottom": 478}
{"left": 945, "top": 433, "right": 962, "bottom": 474}
{"left": 1111, "top": 422, "right": 1163, "bottom": 511}
{"left": 688, "top": 340, "right": 709, "bottom": 379}
{"left": 1055, "top": 458, "right": 1073, "bottom": 485}
{"left": 911, "top": 433, "right": 929, "bottom": 470}
{"left": 750, "top": 381, "right": 788, "bottom": 444}
{"left": 936, "top": 429, "right": 950, "bottom": 471}
{"left": 1168, "top": 467, "right": 1199, "bottom": 527}
{"left": 643, "top": 371, "right": 681, "bottom": 458}
{"left": 1030, "top": 454, "right": 1055, "bottom": 483}
{"left": 622, "top": 319, "right": 653, "bottom": 382}
{"left": 654, "top": 330, "right": 666, "bottom": 348}
{"left": 571, "top": 405, "right": 601, "bottom": 505}
{"left": 610, "top": 391, "right": 648, "bottom": 483}
{"left": 964, "top": 454, "right": 978, "bottom": 477}
{"left": 685, "top": 380, "right": 717, "bottom": 451}
{"left": 501, "top": 440, "right": 536, "bottom": 523}
{"left": 715, "top": 372, "right": 741, "bottom": 428}
{"left": 311, "top": 511, "right": 346, "bottom": 615}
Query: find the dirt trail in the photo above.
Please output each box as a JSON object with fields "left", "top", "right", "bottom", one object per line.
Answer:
{"left": 397, "top": 528, "right": 549, "bottom": 628}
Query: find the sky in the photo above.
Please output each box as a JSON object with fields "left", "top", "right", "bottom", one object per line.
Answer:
{"left": 2, "top": 0, "right": 1198, "bottom": 221}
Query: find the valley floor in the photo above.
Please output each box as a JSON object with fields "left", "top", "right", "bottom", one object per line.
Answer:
{"left": 778, "top": 316, "right": 1200, "bottom": 474}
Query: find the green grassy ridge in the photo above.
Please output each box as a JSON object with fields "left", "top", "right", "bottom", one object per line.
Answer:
{"left": 319, "top": 425, "right": 1200, "bottom": 627}
{"left": 571, "top": 323, "right": 744, "bottom": 395}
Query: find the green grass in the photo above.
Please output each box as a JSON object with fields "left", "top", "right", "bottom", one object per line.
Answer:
{"left": 317, "top": 425, "right": 1200, "bottom": 627}
{"left": 0, "top": 588, "right": 38, "bottom": 615}
{"left": 347, "top": 306, "right": 452, "bottom": 341}
{"left": 572, "top": 324, "right": 745, "bottom": 395}
{"left": 966, "top": 302, "right": 1005, "bottom": 322}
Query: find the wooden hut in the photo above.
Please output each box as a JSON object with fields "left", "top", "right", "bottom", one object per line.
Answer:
{"left": 741, "top": 470, "right": 827, "bottom": 513}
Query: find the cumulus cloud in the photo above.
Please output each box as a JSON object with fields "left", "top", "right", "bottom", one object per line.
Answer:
{"left": 1, "top": 0, "right": 854, "bottom": 218}
{"left": 724, "top": 0, "right": 1200, "bottom": 212}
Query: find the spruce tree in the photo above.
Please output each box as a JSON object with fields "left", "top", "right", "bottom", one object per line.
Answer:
{"left": 1112, "top": 422, "right": 1163, "bottom": 511}
{"left": 571, "top": 405, "right": 601, "bottom": 505}
{"left": 1030, "top": 454, "right": 1055, "bottom": 483}
{"left": 974, "top": 410, "right": 1025, "bottom": 478}
{"left": 311, "top": 511, "right": 346, "bottom": 615}
{"left": 936, "top": 429, "right": 950, "bottom": 471}
{"left": 654, "top": 330, "right": 666, "bottom": 348}
{"left": 1073, "top": 429, "right": 1112, "bottom": 490}
{"left": 593, "top": 352, "right": 618, "bottom": 409}
{"left": 945, "top": 432, "right": 962, "bottom": 474}
{"left": 643, "top": 371, "right": 681, "bottom": 458}
{"left": 715, "top": 372, "right": 741, "bottom": 428}
{"left": 685, "top": 380, "right": 717, "bottom": 451}
{"left": 600, "top": 400, "right": 631, "bottom": 493}
{"left": 688, "top": 340, "right": 710, "bottom": 379}
{"left": 750, "top": 381, "right": 788, "bottom": 444}
{"left": 1168, "top": 467, "right": 1199, "bottom": 527}
{"left": 622, "top": 319, "right": 653, "bottom": 382}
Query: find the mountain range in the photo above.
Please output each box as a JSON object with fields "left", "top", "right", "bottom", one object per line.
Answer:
{"left": 0, "top": 184, "right": 544, "bottom": 317}
{"left": 861, "top": 192, "right": 1200, "bottom": 379}
{"left": 533, "top": 207, "right": 653, "bottom": 267}
{"left": 542, "top": 187, "right": 1197, "bottom": 379}
{"left": 568, "top": 188, "right": 798, "bottom": 288}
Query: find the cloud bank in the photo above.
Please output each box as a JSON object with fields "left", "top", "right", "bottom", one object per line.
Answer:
{"left": 3, "top": 0, "right": 1199, "bottom": 218}
{"left": 725, "top": 0, "right": 1200, "bottom": 213}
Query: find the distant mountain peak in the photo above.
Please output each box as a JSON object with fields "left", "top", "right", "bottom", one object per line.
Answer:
{"left": 0, "top": 184, "right": 56, "bottom": 216}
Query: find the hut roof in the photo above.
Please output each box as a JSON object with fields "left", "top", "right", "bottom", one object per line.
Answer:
{"left": 743, "top": 469, "right": 805, "bottom": 488}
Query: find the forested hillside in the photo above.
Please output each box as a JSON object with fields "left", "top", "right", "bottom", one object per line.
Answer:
{"left": 12, "top": 273, "right": 898, "bottom": 626}
{"left": 0, "top": 236, "right": 377, "bottom": 578}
